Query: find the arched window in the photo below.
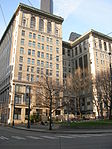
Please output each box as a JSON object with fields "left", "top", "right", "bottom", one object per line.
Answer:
{"left": 47, "top": 21, "right": 52, "bottom": 33}
{"left": 30, "top": 16, "right": 36, "bottom": 29}
{"left": 39, "top": 18, "right": 44, "bottom": 31}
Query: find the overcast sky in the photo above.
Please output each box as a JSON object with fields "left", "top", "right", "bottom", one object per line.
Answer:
{"left": 0, "top": 0, "right": 112, "bottom": 41}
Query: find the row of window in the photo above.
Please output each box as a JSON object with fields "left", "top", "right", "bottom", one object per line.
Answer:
{"left": 22, "top": 15, "right": 59, "bottom": 36}
{"left": 19, "top": 62, "right": 59, "bottom": 72}
{"left": 21, "top": 38, "right": 59, "bottom": 48}
{"left": 18, "top": 70, "right": 59, "bottom": 81}
{"left": 95, "top": 39, "right": 111, "bottom": 51}
{"left": 96, "top": 52, "right": 110, "bottom": 60}
{"left": 20, "top": 46, "right": 59, "bottom": 56}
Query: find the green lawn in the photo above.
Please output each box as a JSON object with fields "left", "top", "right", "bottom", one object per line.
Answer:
{"left": 61, "top": 120, "right": 112, "bottom": 128}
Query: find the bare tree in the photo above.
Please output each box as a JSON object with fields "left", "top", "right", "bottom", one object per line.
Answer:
{"left": 33, "top": 75, "right": 63, "bottom": 130}
{"left": 67, "top": 68, "right": 92, "bottom": 119}
{"left": 94, "top": 70, "right": 112, "bottom": 119}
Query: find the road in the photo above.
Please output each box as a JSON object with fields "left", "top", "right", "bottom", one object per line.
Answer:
{"left": 0, "top": 126, "right": 112, "bottom": 149}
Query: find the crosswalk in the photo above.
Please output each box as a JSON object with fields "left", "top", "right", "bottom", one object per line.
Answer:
{"left": 0, "top": 133, "right": 112, "bottom": 142}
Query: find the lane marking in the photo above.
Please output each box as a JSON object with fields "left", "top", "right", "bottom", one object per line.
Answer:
{"left": 11, "top": 136, "right": 26, "bottom": 140}
{"left": 27, "top": 136, "right": 42, "bottom": 140}
{"left": 41, "top": 136, "right": 57, "bottom": 139}
{"left": 58, "top": 136, "right": 74, "bottom": 139}
{"left": 0, "top": 136, "right": 9, "bottom": 140}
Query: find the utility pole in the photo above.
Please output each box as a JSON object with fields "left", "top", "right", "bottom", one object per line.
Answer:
{"left": 49, "top": 94, "right": 52, "bottom": 130}
{"left": 12, "top": 84, "right": 16, "bottom": 127}
{"left": 27, "top": 86, "right": 31, "bottom": 128}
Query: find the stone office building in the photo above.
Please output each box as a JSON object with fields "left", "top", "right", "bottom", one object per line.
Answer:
{"left": 63, "top": 30, "right": 112, "bottom": 118}
{"left": 0, "top": 2, "right": 64, "bottom": 124}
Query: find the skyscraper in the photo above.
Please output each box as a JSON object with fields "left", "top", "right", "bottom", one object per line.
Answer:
{"left": 41, "top": 0, "right": 53, "bottom": 14}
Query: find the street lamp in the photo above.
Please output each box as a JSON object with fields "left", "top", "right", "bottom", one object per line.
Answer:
{"left": 12, "top": 84, "right": 16, "bottom": 127}
{"left": 108, "top": 52, "right": 112, "bottom": 119}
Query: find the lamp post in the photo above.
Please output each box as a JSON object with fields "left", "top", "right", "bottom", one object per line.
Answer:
{"left": 27, "top": 85, "right": 31, "bottom": 128}
{"left": 12, "top": 84, "right": 16, "bottom": 127}
{"left": 108, "top": 52, "right": 112, "bottom": 119}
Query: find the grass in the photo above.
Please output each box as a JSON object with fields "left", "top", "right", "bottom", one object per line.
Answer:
{"left": 61, "top": 120, "right": 112, "bottom": 128}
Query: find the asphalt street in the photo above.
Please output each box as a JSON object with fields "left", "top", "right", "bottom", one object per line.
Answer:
{"left": 0, "top": 126, "right": 112, "bottom": 149}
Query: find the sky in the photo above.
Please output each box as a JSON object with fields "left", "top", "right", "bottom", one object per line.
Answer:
{"left": 0, "top": 0, "right": 112, "bottom": 41}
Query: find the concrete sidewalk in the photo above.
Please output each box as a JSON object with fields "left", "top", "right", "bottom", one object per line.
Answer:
{"left": 14, "top": 126, "right": 112, "bottom": 134}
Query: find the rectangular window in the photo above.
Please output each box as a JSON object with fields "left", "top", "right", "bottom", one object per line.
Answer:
{"left": 37, "top": 67, "right": 40, "bottom": 74}
{"left": 29, "top": 32, "right": 32, "bottom": 39}
{"left": 27, "top": 58, "right": 31, "bottom": 64}
{"left": 47, "top": 21, "right": 52, "bottom": 33}
{"left": 46, "top": 69, "right": 49, "bottom": 75}
{"left": 68, "top": 50, "right": 70, "bottom": 56}
{"left": 42, "top": 36, "right": 44, "bottom": 42}
{"left": 31, "top": 74, "right": 34, "bottom": 82}
{"left": 32, "top": 59, "right": 35, "bottom": 65}
{"left": 30, "top": 16, "right": 35, "bottom": 29}
{"left": 19, "top": 64, "right": 23, "bottom": 71}
{"left": 19, "top": 56, "right": 23, "bottom": 63}
{"left": 46, "top": 62, "right": 49, "bottom": 68}
{"left": 50, "top": 62, "right": 52, "bottom": 69}
{"left": 46, "top": 53, "right": 49, "bottom": 60}
{"left": 31, "top": 66, "right": 34, "bottom": 73}
{"left": 75, "top": 60, "right": 78, "bottom": 69}
{"left": 63, "top": 48, "right": 65, "bottom": 55}
{"left": 47, "top": 37, "right": 49, "bottom": 42}
{"left": 46, "top": 45, "right": 49, "bottom": 51}
{"left": 104, "top": 42, "right": 107, "bottom": 51}
{"left": 37, "top": 51, "right": 40, "bottom": 57}
{"left": 84, "top": 54, "right": 88, "bottom": 69}
{"left": 56, "top": 64, "right": 59, "bottom": 69}
{"left": 21, "top": 39, "right": 24, "bottom": 45}
{"left": 56, "top": 71, "right": 59, "bottom": 77}
{"left": 21, "top": 30, "right": 25, "bottom": 36}
{"left": 50, "top": 54, "right": 52, "bottom": 60}
{"left": 79, "top": 44, "right": 82, "bottom": 53}
{"left": 39, "top": 18, "right": 44, "bottom": 31}
{"left": 28, "top": 41, "right": 32, "bottom": 47}
{"left": 27, "top": 66, "right": 30, "bottom": 72}
{"left": 38, "top": 43, "right": 40, "bottom": 49}
{"left": 56, "top": 48, "right": 59, "bottom": 54}
{"left": 56, "top": 39, "right": 59, "bottom": 46}
{"left": 109, "top": 43, "right": 111, "bottom": 52}
{"left": 38, "top": 35, "right": 41, "bottom": 41}
{"left": 99, "top": 40, "right": 102, "bottom": 49}
{"left": 33, "top": 33, "right": 36, "bottom": 39}
{"left": 50, "top": 38, "right": 52, "bottom": 44}
{"left": 75, "top": 47, "right": 78, "bottom": 55}
{"left": 18, "top": 72, "right": 22, "bottom": 80}
{"left": 41, "top": 61, "right": 44, "bottom": 67}
{"left": 50, "top": 70, "right": 52, "bottom": 76}
{"left": 41, "top": 68, "right": 43, "bottom": 75}
{"left": 32, "top": 50, "right": 35, "bottom": 56}
{"left": 50, "top": 46, "right": 52, "bottom": 52}
{"left": 37, "top": 60, "right": 40, "bottom": 66}
{"left": 41, "top": 52, "right": 44, "bottom": 58}
{"left": 79, "top": 57, "right": 83, "bottom": 69}
{"left": 27, "top": 74, "right": 30, "bottom": 81}
{"left": 42, "top": 44, "right": 44, "bottom": 50}
{"left": 32, "top": 41, "right": 35, "bottom": 48}
{"left": 56, "top": 56, "right": 59, "bottom": 61}
{"left": 28, "top": 49, "right": 31, "bottom": 55}
{"left": 20, "top": 47, "right": 24, "bottom": 54}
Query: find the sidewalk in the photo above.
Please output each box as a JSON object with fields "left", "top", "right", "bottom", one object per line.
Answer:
{"left": 13, "top": 124, "right": 112, "bottom": 134}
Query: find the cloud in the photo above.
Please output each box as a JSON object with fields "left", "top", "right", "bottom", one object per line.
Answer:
{"left": 54, "top": 0, "right": 83, "bottom": 19}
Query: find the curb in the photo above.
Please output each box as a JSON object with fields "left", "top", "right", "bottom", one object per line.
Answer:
{"left": 14, "top": 126, "right": 112, "bottom": 134}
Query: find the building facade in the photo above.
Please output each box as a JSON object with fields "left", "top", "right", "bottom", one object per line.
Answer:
{"left": 0, "top": 3, "right": 64, "bottom": 124}
{"left": 63, "top": 29, "right": 112, "bottom": 118}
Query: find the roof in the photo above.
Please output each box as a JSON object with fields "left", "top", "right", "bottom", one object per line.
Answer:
{"left": 0, "top": 3, "right": 64, "bottom": 45}
{"left": 71, "top": 29, "right": 112, "bottom": 47}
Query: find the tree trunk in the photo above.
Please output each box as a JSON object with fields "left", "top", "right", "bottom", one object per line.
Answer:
{"left": 49, "top": 96, "right": 52, "bottom": 130}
